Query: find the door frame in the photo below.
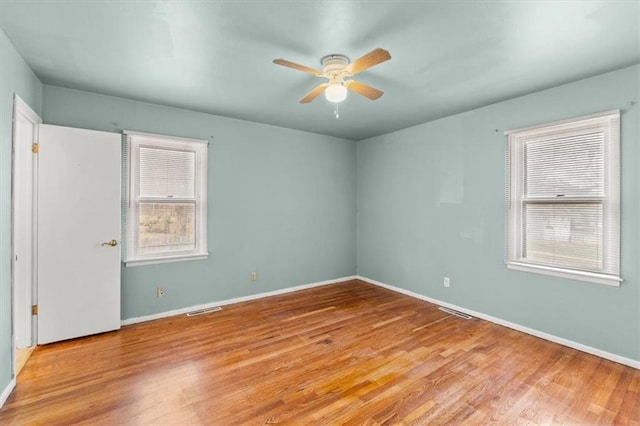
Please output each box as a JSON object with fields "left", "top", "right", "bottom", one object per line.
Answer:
{"left": 11, "top": 94, "right": 41, "bottom": 376}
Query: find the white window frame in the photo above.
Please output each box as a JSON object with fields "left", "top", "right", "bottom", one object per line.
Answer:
{"left": 124, "top": 130, "right": 208, "bottom": 266}
{"left": 505, "top": 110, "right": 621, "bottom": 287}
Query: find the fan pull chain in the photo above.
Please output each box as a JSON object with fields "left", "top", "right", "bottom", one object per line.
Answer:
{"left": 334, "top": 104, "right": 340, "bottom": 119}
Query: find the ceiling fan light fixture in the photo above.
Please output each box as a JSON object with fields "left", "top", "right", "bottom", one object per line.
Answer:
{"left": 324, "top": 83, "right": 347, "bottom": 103}
{"left": 273, "top": 48, "right": 390, "bottom": 104}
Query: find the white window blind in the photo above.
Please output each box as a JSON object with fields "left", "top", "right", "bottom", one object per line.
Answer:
{"left": 506, "top": 110, "right": 620, "bottom": 286}
{"left": 139, "top": 147, "right": 196, "bottom": 198}
{"left": 124, "top": 131, "right": 208, "bottom": 266}
{"left": 524, "top": 132, "right": 604, "bottom": 197}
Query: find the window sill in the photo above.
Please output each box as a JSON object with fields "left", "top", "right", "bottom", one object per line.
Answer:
{"left": 507, "top": 261, "right": 621, "bottom": 287}
{"left": 125, "top": 253, "right": 209, "bottom": 267}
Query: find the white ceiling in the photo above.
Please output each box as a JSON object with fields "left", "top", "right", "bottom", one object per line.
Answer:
{"left": 1, "top": 1, "right": 638, "bottom": 140}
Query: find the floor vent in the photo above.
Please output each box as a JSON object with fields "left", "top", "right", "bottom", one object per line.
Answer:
{"left": 186, "top": 306, "right": 222, "bottom": 317}
{"left": 438, "top": 306, "right": 473, "bottom": 320}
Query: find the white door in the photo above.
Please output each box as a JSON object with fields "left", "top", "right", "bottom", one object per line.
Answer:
{"left": 37, "top": 124, "right": 121, "bottom": 345}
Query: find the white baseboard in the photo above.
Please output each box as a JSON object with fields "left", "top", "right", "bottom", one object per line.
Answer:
{"left": 121, "top": 275, "right": 357, "bottom": 326}
{"left": 0, "top": 377, "right": 16, "bottom": 409}
{"left": 357, "top": 275, "right": 640, "bottom": 370}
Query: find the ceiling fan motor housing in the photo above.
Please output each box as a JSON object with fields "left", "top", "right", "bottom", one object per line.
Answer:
{"left": 321, "top": 55, "right": 351, "bottom": 83}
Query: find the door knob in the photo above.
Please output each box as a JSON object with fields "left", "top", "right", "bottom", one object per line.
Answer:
{"left": 101, "top": 239, "right": 118, "bottom": 247}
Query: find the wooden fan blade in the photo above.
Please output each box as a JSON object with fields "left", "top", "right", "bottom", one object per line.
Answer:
{"left": 345, "top": 48, "right": 391, "bottom": 75}
{"left": 299, "top": 83, "right": 330, "bottom": 103}
{"left": 345, "top": 80, "right": 384, "bottom": 100}
{"left": 273, "top": 59, "right": 324, "bottom": 76}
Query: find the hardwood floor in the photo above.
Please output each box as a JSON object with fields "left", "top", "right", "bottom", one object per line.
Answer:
{"left": 1, "top": 280, "right": 638, "bottom": 424}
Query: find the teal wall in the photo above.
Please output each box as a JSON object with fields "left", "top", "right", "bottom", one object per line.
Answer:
{"left": 357, "top": 65, "right": 640, "bottom": 361}
{"left": 0, "top": 29, "right": 43, "bottom": 396}
{"left": 41, "top": 85, "right": 357, "bottom": 320}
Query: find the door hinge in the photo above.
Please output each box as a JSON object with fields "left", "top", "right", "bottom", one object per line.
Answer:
{"left": 32, "top": 142, "right": 39, "bottom": 154}
{"left": 31, "top": 305, "right": 38, "bottom": 315}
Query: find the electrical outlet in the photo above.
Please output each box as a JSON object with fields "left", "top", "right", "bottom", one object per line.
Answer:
{"left": 443, "top": 277, "right": 450, "bottom": 288}
{"left": 250, "top": 271, "right": 257, "bottom": 281}
{"left": 157, "top": 287, "right": 166, "bottom": 298}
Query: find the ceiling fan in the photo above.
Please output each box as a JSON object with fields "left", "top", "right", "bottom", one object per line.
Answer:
{"left": 273, "top": 48, "right": 391, "bottom": 104}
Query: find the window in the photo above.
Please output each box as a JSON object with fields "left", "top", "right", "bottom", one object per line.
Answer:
{"left": 506, "top": 110, "right": 620, "bottom": 286}
{"left": 124, "top": 131, "right": 208, "bottom": 266}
